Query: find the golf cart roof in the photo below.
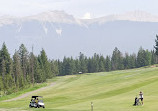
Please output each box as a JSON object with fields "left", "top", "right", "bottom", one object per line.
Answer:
{"left": 31, "top": 96, "right": 43, "bottom": 98}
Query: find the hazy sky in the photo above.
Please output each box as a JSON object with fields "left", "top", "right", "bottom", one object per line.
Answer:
{"left": 0, "top": 0, "right": 158, "bottom": 18}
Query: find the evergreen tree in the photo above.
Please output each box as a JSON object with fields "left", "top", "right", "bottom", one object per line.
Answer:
{"left": 18, "top": 44, "right": 29, "bottom": 83}
{"left": 93, "top": 53, "right": 99, "bottom": 72}
{"left": 87, "top": 57, "right": 93, "bottom": 73}
{"left": 29, "top": 52, "right": 35, "bottom": 84}
{"left": 75, "top": 59, "right": 81, "bottom": 73}
{"left": 145, "top": 50, "right": 152, "bottom": 66}
{"left": 61, "top": 57, "right": 67, "bottom": 75}
{"left": 50, "top": 60, "right": 59, "bottom": 76}
{"left": 34, "top": 57, "right": 44, "bottom": 83}
{"left": 1, "top": 59, "right": 7, "bottom": 94}
{"left": 128, "top": 54, "right": 136, "bottom": 69}
{"left": 13, "top": 51, "right": 24, "bottom": 89}
{"left": 154, "top": 35, "right": 158, "bottom": 63}
{"left": 105, "top": 56, "right": 111, "bottom": 71}
{"left": 123, "top": 53, "right": 130, "bottom": 69}
{"left": 0, "top": 43, "right": 13, "bottom": 94}
{"left": 6, "top": 74, "right": 15, "bottom": 94}
{"left": 99, "top": 55, "right": 105, "bottom": 72}
{"left": 137, "top": 47, "right": 146, "bottom": 67}
{"left": 0, "top": 43, "right": 12, "bottom": 74}
{"left": 57, "top": 60, "right": 63, "bottom": 75}
{"left": 111, "top": 47, "right": 123, "bottom": 70}
{"left": 151, "top": 50, "right": 156, "bottom": 65}
{"left": 154, "top": 35, "right": 158, "bottom": 56}
{"left": 39, "top": 49, "right": 52, "bottom": 80}
{"left": 38, "top": 54, "right": 46, "bottom": 82}
{"left": 79, "top": 52, "right": 87, "bottom": 73}
{"left": 70, "top": 57, "right": 76, "bottom": 74}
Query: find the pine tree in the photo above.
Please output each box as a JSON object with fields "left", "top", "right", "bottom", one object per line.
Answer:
{"left": 50, "top": 60, "right": 59, "bottom": 76}
{"left": 0, "top": 43, "right": 13, "bottom": 94}
{"left": 93, "top": 53, "right": 99, "bottom": 72}
{"left": 99, "top": 55, "right": 105, "bottom": 72}
{"left": 151, "top": 50, "right": 156, "bottom": 65}
{"left": 75, "top": 59, "right": 81, "bottom": 73}
{"left": 123, "top": 53, "right": 130, "bottom": 69}
{"left": 1, "top": 59, "right": 7, "bottom": 94}
{"left": 13, "top": 51, "right": 24, "bottom": 89}
{"left": 70, "top": 57, "right": 76, "bottom": 74}
{"left": 57, "top": 60, "right": 63, "bottom": 76}
{"left": 144, "top": 50, "right": 151, "bottom": 66}
{"left": 87, "top": 57, "right": 93, "bottom": 73}
{"left": 128, "top": 54, "right": 136, "bottom": 69}
{"left": 137, "top": 47, "right": 146, "bottom": 67}
{"left": 105, "top": 56, "right": 111, "bottom": 71}
{"left": 66, "top": 57, "right": 73, "bottom": 75}
{"left": 154, "top": 35, "right": 158, "bottom": 56}
{"left": 79, "top": 52, "right": 87, "bottom": 73}
{"left": 29, "top": 52, "right": 35, "bottom": 85}
{"left": 18, "top": 44, "right": 29, "bottom": 83}
{"left": 154, "top": 35, "right": 158, "bottom": 63}
{"left": 34, "top": 57, "right": 44, "bottom": 83}
{"left": 111, "top": 47, "right": 123, "bottom": 70}
{"left": 39, "top": 49, "right": 51, "bottom": 81}
{"left": 38, "top": 54, "right": 46, "bottom": 82}
{"left": 0, "top": 43, "right": 12, "bottom": 74}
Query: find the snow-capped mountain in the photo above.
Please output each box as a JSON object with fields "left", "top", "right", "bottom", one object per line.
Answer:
{"left": 24, "top": 11, "right": 82, "bottom": 24}
{"left": 81, "top": 11, "right": 158, "bottom": 24}
{"left": 1, "top": 10, "right": 158, "bottom": 26}
{"left": 0, "top": 11, "right": 157, "bottom": 59}
{"left": 0, "top": 11, "right": 83, "bottom": 27}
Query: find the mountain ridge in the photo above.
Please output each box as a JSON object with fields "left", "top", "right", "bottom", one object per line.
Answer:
{"left": 0, "top": 10, "right": 157, "bottom": 59}
{"left": 1, "top": 10, "right": 158, "bottom": 26}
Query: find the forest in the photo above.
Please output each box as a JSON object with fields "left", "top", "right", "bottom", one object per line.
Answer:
{"left": 0, "top": 35, "right": 158, "bottom": 95}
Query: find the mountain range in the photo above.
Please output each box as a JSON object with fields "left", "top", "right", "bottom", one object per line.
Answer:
{"left": 0, "top": 10, "right": 157, "bottom": 59}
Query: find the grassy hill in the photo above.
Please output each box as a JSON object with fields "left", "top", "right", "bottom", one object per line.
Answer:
{"left": 0, "top": 66, "right": 158, "bottom": 111}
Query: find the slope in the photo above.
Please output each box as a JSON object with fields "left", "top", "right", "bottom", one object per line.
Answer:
{"left": 0, "top": 66, "right": 158, "bottom": 111}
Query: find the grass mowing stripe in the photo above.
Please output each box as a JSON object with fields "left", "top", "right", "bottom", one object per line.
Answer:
{"left": 84, "top": 76, "right": 158, "bottom": 100}
{"left": 52, "top": 75, "right": 158, "bottom": 107}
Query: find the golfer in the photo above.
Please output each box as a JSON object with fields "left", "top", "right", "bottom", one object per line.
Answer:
{"left": 139, "top": 91, "right": 143, "bottom": 105}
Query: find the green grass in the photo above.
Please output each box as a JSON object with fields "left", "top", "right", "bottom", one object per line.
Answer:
{"left": 0, "top": 83, "right": 47, "bottom": 101}
{"left": 1, "top": 67, "right": 158, "bottom": 111}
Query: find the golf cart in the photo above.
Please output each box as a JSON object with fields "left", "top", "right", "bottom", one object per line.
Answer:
{"left": 29, "top": 96, "right": 45, "bottom": 108}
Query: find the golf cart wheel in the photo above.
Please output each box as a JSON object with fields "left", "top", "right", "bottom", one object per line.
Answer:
{"left": 43, "top": 106, "right": 45, "bottom": 108}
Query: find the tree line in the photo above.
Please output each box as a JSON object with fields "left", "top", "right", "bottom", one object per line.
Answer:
{"left": 0, "top": 36, "right": 158, "bottom": 95}
{"left": 58, "top": 47, "right": 158, "bottom": 76}
{"left": 58, "top": 35, "right": 158, "bottom": 76}
{"left": 0, "top": 43, "right": 58, "bottom": 95}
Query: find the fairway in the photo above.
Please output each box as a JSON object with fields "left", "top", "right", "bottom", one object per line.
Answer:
{"left": 0, "top": 66, "right": 158, "bottom": 111}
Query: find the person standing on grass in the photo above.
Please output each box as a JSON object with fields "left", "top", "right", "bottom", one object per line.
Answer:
{"left": 139, "top": 91, "right": 143, "bottom": 105}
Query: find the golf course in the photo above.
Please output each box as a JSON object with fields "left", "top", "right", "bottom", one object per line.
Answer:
{"left": 0, "top": 66, "right": 158, "bottom": 111}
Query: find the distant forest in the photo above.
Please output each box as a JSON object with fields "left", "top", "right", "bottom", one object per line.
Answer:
{"left": 0, "top": 36, "right": 158, "bottom": 95}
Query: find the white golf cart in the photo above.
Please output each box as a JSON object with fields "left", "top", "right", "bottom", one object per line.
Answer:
{"left": 29, "top": 96, "right": 45, "bottom": 108}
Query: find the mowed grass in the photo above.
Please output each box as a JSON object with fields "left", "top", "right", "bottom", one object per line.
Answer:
{"left": 1, "top": 66, "right": 158, "bottom": 111}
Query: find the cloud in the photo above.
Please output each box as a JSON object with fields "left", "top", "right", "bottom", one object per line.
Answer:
{"left": 83, "top": 12, "right": 92, "bottom": 19}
